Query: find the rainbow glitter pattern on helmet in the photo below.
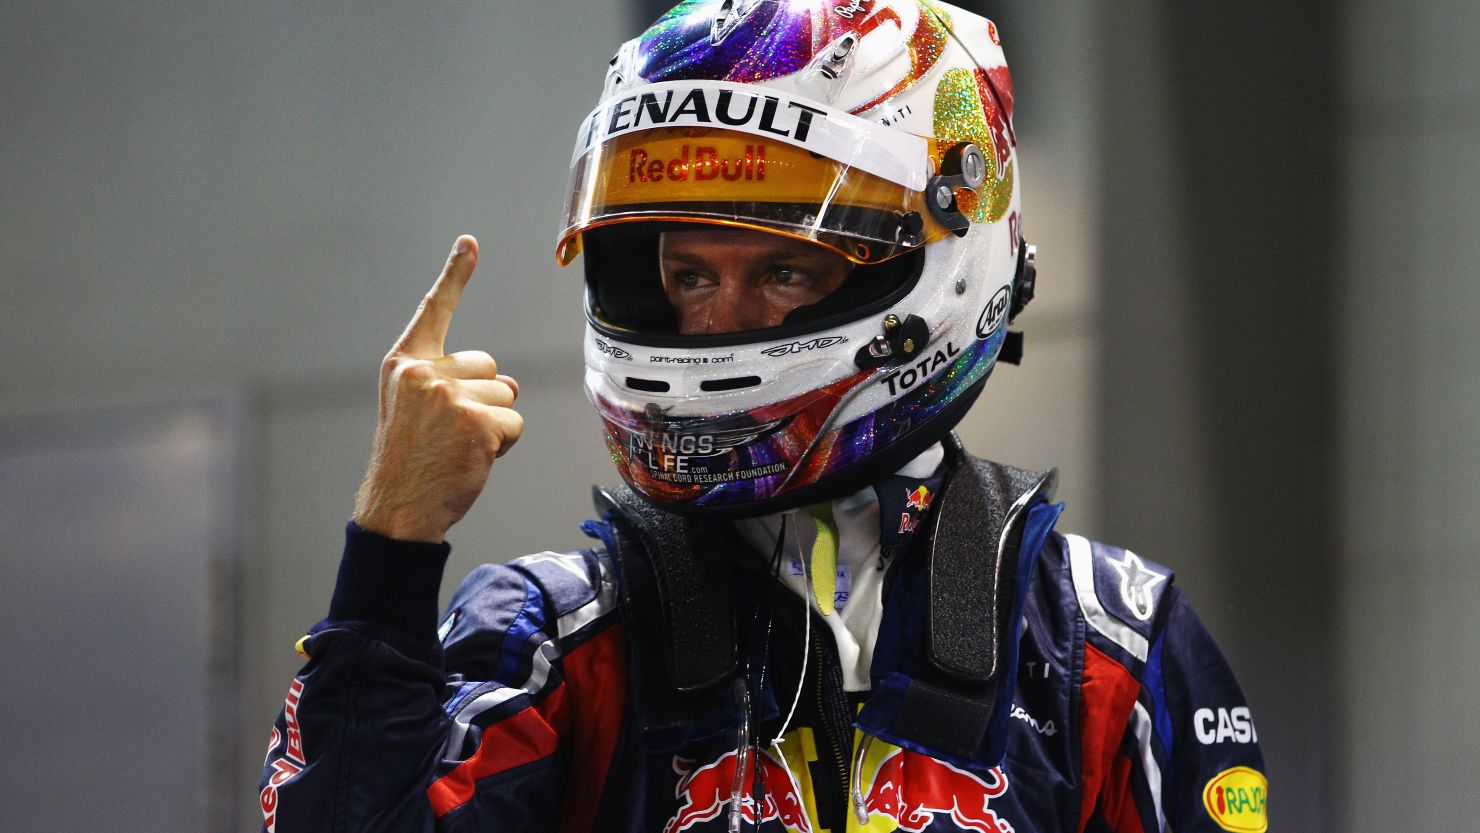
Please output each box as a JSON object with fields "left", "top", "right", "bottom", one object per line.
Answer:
{"left": 574, "top": 0, "right": 1030, "bottom": 517}
{"left": 932, "top": 66, "right": 1016, "bottom": 223}
{"left": 593, "top": 324, "right": 1004, "bottom": 510}
{"left": 635, "top": 0, "right": 954, "bottom": 117}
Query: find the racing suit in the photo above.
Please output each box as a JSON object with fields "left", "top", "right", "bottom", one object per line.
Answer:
{"left": 261, "top": 440, "right": 1267, "bottom": 832}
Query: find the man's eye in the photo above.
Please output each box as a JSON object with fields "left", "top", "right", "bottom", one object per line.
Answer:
{"left": 675, "top": 271, "right": 702, "bottom": 289}
{"left": 772, "top": 268, "right": 799, "bottom": 286}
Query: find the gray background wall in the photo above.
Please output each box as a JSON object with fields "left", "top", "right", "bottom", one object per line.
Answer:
{"left": 2, "top": 1, "right": 1476, "bottom": 830}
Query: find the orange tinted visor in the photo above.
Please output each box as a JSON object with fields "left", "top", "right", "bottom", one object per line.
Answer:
{"left": 558, "top": 126, "right": 956, "bottom": 266}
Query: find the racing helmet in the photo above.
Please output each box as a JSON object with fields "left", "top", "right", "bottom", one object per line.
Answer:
{"left": 558, "top": 0, "right": 1037, "bottom": 518}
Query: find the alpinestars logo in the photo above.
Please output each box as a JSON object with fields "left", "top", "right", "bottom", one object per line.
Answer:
{"left": 762, "top": 336, "right": 847, "bottom": 357}
{"left": 1108, "top": 550, "right": 1166, "bottom": 621}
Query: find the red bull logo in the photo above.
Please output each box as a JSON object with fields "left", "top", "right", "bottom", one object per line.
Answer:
{"left": 628, "top": 145, "right": 767, "bottom": 183}
{"left": 261, "top": 679, "right": 308, "bottom": 833}
{"left": 859, "top": 748, "right": 1015, "bottom": 833}
{"left": 666, "top": 750, "right": 811, "bottom": 833}
{"left": 906, "top": 485, "right": 933, "bottom": 512}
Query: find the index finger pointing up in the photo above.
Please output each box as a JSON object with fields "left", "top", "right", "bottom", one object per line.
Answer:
{"left": 396, "top": 235, "right": 479, "bottom": 358}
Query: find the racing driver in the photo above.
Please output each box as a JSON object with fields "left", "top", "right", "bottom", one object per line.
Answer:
{"left": 260, "top": 2, "right": 1268, "bottom": 831}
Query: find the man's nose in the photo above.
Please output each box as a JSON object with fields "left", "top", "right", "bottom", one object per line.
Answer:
{"left": 699, "top": 278, "right": 769, "bottom": 334}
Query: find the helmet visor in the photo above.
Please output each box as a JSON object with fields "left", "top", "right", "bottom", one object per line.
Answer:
{"left": 557, "top": 81, "right": 948, "bottom": 265}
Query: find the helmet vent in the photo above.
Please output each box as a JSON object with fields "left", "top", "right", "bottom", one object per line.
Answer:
{"left": 700, "top": 375, "right": 762, "bottom": 393}
{"left": 626, "top": 377, "right": 671, "bottom": 393}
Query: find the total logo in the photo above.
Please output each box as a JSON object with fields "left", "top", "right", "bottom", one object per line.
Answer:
{"left": 1194, "top": 706, "right": 1258, "bottom": 745}
{"left": 881, "top": 341, "right": 961, "bottom": 396}
{"left": 762, "top": 335, "right": 847, "bottom": 357}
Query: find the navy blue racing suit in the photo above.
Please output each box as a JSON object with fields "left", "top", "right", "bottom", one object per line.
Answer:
{"left": 261, "top": 451, "right": 1266, "bottom": 833}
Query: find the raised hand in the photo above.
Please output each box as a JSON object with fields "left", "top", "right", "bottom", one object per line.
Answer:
{"left": 352, "top": 236, "right": 523, "bottom": 543}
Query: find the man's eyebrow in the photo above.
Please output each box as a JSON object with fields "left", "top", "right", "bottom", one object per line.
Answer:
{"left": 662, "top": 245, "right": 836, "bottom": 264}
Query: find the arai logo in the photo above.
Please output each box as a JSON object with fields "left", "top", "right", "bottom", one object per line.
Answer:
{"left": 977, "top": 286, "right": 1010, "bottom": 338}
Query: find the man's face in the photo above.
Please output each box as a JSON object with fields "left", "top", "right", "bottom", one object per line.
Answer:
{"left": 660, "top": 227, "right": 853, "bottom": 335}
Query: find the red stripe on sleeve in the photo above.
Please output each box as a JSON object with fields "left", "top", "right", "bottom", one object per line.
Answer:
{"left": 427, "top": 684, "right": 571, "bottom": 817}
{"left": 555, "top": 625, "right": 629, "bottom": 833}
{"left": 1077, "top": 642, "right": 1142, "bottom": 831}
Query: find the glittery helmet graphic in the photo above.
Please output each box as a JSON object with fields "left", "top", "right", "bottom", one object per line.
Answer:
{"left": 557, "top": 0, "right": 1037, "bottom": 518}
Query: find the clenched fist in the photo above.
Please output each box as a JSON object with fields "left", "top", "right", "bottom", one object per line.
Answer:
{"left": 353, "top": 235, "right": 524, "bottom": 543}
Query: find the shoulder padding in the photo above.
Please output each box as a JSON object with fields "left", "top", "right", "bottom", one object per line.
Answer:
{"left": 508, "top": 550, "right": 618, "bottom": 641}
{"left": 1062, "top": 534, "right": 1174, "bottom": 663}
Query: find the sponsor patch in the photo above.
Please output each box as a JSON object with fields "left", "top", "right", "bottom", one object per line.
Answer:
{"left": 261, "top": 678, "right": 309, "bottom": 833}
{"left": 1194, "top": 706, "right": 1258, "bottom": 745}
{"left": 1202, "top": 766, "right": 1268, "bottom": 833}
{"left": 905, "top": 485, "right": 932, "bottom": 511}
{"left": 859, "top": 746, "right": 1011, "bottom": 830}
{"left": 666, "top": 749, "right": 811, "bottom": 833}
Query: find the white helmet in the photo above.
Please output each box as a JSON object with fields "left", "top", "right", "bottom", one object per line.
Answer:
{"left": 557, "top": 0, "right": 1037, "bottom": 518}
